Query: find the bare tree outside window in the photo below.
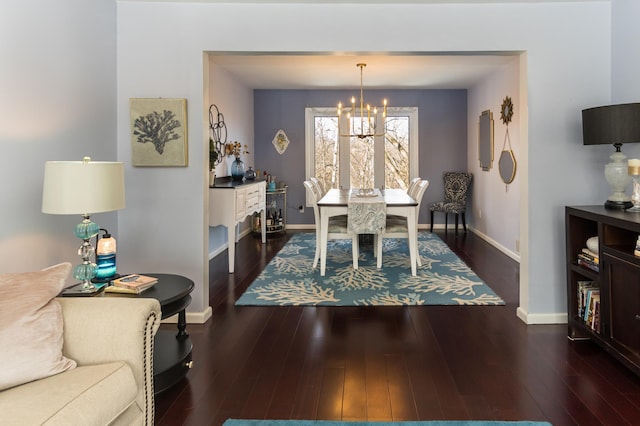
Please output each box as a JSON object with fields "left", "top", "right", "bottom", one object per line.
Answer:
{"left": 314, "top": 116, "right": 339, "bottom": 192}
{"left": 384, "top": 116, "right": 409, "bottom": 190}
{"left": 309, "top": 109, "right": 413, "bottom": 193}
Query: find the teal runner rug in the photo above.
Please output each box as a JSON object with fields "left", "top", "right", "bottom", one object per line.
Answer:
{"left": 235, "top": 232, "right": 504, "bottom": 306}
{"left": 223, "top": 420, "right": 551, "bottom": 426}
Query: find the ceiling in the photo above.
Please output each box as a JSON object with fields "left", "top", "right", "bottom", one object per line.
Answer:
{"left": 208, "top": 53, "right": 520, "bottom": 90}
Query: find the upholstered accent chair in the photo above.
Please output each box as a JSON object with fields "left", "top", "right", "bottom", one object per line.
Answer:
{"left": 430, "top": 172, "right": 473, "bottom": 233}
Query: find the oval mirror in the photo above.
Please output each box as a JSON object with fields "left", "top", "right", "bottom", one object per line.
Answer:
{"left": 499, "top": 149, "right": 517, "bottom": 184}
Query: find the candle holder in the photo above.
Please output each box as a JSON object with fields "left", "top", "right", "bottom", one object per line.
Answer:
{"left": 628, "top": 159, "right": 640, "bottom": 211}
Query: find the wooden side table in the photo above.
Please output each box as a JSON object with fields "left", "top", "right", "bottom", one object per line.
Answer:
{"left": 105, "top": 273, "right": 194, "bottom": 394}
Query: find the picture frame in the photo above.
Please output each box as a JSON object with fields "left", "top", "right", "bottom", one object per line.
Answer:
{"left": 130, "top": 98, "right": 188, "bottom": 167}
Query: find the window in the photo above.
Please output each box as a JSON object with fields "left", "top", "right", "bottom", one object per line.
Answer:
{"left": 305, "top": 107, "right": 418, "bottom": 198}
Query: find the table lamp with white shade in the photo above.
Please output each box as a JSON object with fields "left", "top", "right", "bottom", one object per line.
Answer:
{"left": 42, "top": 157, "right": 125, "bottom": 291}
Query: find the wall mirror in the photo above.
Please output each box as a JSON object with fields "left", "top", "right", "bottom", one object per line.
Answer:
{"left": 499, "top": 149, "right": 517, "bottom": 183}
{"left": 479, "top": 109, "right": 494, "bottom": 171}
{"left": 499, "top": 96, "right": 516, "bottom": 185}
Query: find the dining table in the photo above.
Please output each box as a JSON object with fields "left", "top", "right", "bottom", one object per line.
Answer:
{"left": 317, "top": 188, "right": 419, "bottom": 276}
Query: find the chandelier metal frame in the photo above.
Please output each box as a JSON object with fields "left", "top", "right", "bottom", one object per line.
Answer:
{"left": 337, "top": 63, "right": 388, "bottom": 139}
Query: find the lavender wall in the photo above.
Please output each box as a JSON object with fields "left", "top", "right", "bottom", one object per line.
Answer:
{"left": 253, "top": 89, "right": 467, "bottom": 226}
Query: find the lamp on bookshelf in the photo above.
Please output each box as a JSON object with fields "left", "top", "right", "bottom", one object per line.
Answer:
{"left": 582, "top": 103, "right": 640, "bottom": 210}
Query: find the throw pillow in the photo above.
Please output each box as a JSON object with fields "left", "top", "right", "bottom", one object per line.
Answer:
{"left": 0, "top": 262, "right": 77, "bottom": 391}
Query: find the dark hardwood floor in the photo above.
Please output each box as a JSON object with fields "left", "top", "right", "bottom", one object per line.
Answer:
{"left": 155, "top": 230, "right": 640, "bottom": 425}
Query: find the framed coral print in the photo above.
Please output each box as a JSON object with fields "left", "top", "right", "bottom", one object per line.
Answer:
{"left": 130, "top": 98, "right": 188, "bottom": 166}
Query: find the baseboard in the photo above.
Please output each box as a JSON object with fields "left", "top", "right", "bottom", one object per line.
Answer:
{"left": 208, "top": 227, "right": 256, "bottom": 260}
{"left": 285, "top": 224, "right": 314, "bottom": 230}
{"left": 468, "top": 226, "right": 520, "bottom": 263}
{"left": 516, "top": 306, "right": 567, "bottom": 324}
{"left": 162, "top": 306, "right": 213, "bottom": 324}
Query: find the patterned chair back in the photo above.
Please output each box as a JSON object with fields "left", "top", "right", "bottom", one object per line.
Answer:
{"left": 443, "top": 172, "right": 473, "bottom": 205}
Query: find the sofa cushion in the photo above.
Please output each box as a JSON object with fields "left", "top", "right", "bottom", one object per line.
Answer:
{"left": 0, "top": 263, "right": 76, "bottom": 391}
{"left": 0, "top": 361, "right": 139, "bottom": 426}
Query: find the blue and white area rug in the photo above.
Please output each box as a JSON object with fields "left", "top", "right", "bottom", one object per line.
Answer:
{"left": 235, "top": 232, "right": 504, "bottom": 306}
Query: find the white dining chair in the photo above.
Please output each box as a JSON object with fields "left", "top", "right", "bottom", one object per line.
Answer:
{"left": 303, "top": 180, "right": 358, "bottom": 271}
{"left": 347, "top": 195, "right": 386, "bottom": 269}
{"left": 309, "top": 177, "right": 325, "bottom": 198}
{"left": 381, "top": 179, "right": 430, "bottom": 268}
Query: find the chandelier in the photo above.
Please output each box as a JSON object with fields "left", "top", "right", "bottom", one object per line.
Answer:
{"left": 337, "top": 63, "right": 388, "bottom": 139}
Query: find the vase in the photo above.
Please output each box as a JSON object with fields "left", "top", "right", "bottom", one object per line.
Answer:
{"left": 209, "top": 170, "right": 216, "bottom": 187}
{"left": 245, "top": 166, "right": 256, "bottom": 180}
{"left": 231, "top": 157, "right": 245, "bottom": 181}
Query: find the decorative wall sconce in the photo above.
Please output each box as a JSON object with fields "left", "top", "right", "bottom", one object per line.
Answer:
{"left": 208, "top": 104, "right": 225, "bottom": 168}
{"left": 498, "top": 96, "right": 517, "bottom": 188}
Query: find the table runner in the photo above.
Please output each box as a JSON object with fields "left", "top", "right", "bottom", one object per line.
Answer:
{"left": 347, "top": 189, "right": 386, "bottom": 234}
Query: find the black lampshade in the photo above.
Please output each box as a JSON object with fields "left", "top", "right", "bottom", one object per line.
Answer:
{"left": 582, "top": 103, "right": 640, "bottom": 145}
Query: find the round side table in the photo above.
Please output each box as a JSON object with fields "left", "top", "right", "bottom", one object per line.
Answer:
{"left": 106, "top": 273, "right": 194, "bottom": 394}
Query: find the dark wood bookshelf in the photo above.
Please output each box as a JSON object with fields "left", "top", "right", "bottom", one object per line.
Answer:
{"left": 566, "top": 205, "right": 640, "bottom": 376}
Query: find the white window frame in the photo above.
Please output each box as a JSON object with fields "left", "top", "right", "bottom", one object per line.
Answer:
{"left": 305, "top": 107, "right": 418, "bottom": 204}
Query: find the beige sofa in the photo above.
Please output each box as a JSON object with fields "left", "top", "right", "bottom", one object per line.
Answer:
{"left": 0, "top": 297, "right": 161, "bottom": 426}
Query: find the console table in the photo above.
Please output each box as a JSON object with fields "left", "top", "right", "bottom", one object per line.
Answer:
{"left": 209, "top": 179, "right": 266, "bottom": 273}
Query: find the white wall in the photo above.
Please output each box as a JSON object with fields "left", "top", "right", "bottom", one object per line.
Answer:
{"left": 207, "top": 57, "right": 256, "bottom": 256}
{"left": 0, "top": 0, "right": 117, "bottom": 272}
{"left": 117, "top": 1, "right": 613, "bottom": 322}
{"left": 612, "top": 0, "right": 640, "bottom": 102}
{"left": 468, "top": 56, "right": 521, "bottom": 261}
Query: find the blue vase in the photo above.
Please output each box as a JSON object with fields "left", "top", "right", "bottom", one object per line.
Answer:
{"left": 231, "top": 158, "right": 245, "bottom": 181}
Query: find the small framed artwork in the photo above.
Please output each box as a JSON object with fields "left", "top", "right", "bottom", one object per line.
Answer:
{"left": 272, "top": 129, "right": 290, "bottom": 155}
{"left": 130, "top": 98, "right": 188, "bottom": 166}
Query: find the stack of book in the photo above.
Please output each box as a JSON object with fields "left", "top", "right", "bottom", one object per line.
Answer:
{"left": 577, "top": 247, "right": 599, "bottom": 273}
{"left": 105, "top": 274, "right": 158, "bottom": 294}
{"left": 577, "top": 280, "right": 600, "bottom": 333}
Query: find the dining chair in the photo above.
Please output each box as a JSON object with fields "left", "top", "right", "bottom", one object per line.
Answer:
{"left": 303, "top": 180, "right": 359, "bottom": 271}
{"left": 347, "top": 195, "right": 386, "bottom": 269}
{"left": 429, "top": 172, "right": 473, "bottom": 233}
{"left": 407, "top": 177, "right": 421, "bottom": 195}
{"left": 309, "top": 177, "right": 325, "bottom": 198}
{"left": 381, "top": 179, "right": 430, "bottom": 268}
{"left": 386, "top": 177, "right": 422, "bottom": 223}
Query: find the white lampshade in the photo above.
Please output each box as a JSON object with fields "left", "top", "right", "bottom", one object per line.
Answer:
{"left": 42, "top": 157, "right": 125, "bottom": 215}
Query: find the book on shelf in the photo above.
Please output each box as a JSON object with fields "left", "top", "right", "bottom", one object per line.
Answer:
{"left": 111, "top": 274, "right": 158, "bottom": 292}
{"left": 587, "top": 293, "right": 601, "bottom": 333}
{"left": 583, "top": 288, "right": 600, "bottom": 323}
{"left": 577, "top": 257, "right": 599, "bottom": 273}
{"left": 577, "top": 280, "right": 598, "bottom": 318}
{"left": 580, "top": 248, "right": 599, "bottom": 263}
